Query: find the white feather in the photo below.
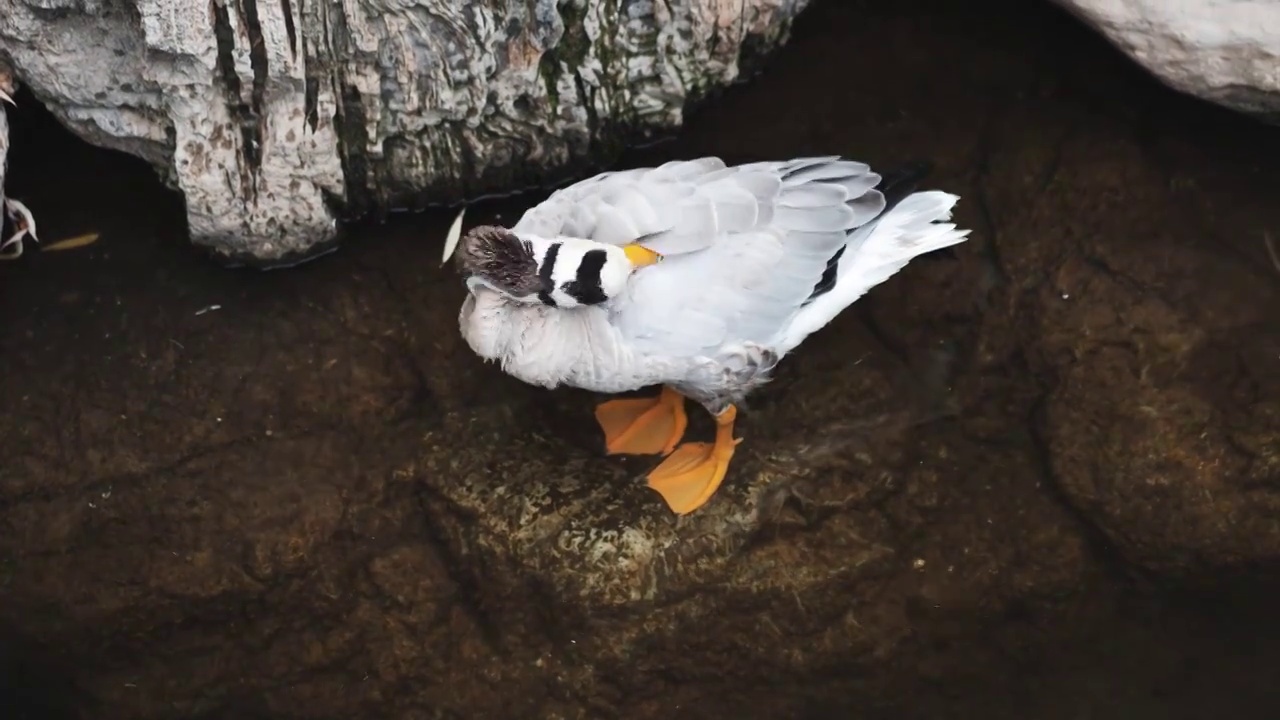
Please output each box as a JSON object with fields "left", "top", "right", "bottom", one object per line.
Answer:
{"left": 777, "top": 191, "right": 970, "bottom": 353}
{"left": 441, "top": 205, "right": 466, "bottom": 265}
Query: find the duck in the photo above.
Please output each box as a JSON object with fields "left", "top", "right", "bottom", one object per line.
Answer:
{"left": 453, "top": 156, "right": 970, "bottom": 515}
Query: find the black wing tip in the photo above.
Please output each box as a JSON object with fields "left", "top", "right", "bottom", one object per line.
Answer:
{"left": 882, "top": 159, "right": 934, "bottom": 181}
{"left": 804, "top": 158, "right": 936, "bottom": 306}
{"left": 876, "top": 159, "right": 934, "bottom": 203}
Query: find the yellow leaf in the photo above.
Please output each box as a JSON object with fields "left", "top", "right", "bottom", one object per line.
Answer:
{"left": 42, "top": 232, "right": 101, "bottom": 252}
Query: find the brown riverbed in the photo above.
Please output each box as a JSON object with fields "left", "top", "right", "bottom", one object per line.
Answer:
{"left": 3, "top": 0, "right": 1280, "bottom": 718}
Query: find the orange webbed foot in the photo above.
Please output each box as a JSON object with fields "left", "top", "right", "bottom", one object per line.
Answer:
{"left": 594, "top": 386, "right": 688, "bottom": 456}
{"left": 646, "top": 405, "right": 740, "bottom": 515}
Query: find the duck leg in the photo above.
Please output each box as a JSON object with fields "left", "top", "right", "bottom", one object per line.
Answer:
{"left": 594, "top": 386, "right": 688, "bottom": 456}
{"left": 646, "top": 404, "right": 740, "bottom": 515}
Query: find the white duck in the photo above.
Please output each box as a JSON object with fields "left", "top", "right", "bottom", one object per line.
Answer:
{"left": 454, "top": 156, "right": 970, "bottom": 515}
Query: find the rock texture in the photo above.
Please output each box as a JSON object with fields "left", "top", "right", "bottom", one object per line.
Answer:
{"left": 1027, "top": 162, "right": 1280, "bottom": 579}
{"left": 1052, "top": 0, "right": 1280, "bottom": 120}
{"left": 0, "top": 0, "right": 808, "bottom": 265}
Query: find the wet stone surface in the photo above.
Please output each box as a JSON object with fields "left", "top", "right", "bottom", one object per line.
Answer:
{"left": 1, "top": 0, "right": 1279, "bottom": 718}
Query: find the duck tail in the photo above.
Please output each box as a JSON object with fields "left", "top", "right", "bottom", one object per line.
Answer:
{"left": 778, "top": 184, "right": 970, "bottom": 354}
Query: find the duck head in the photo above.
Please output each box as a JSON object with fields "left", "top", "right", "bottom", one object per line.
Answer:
{"left": 455, "top": 225, "right": 655, "bottom": 308}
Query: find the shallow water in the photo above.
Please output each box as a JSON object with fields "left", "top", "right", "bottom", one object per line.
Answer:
{"left": 2, "top": 0, "right": 1280, "bottom": 718}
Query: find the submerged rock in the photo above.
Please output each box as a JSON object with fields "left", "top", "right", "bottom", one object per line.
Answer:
{"left": 1053, "top": 0, "right": 1280, "bottom": 120}
{"left": 0, "top": 0, "right": 809, "bottom": 265}
{"left": 970, "top": 96, "right": 1280, "bottom": 579}
{"left": 418, "top": 310, "right": 1093, "bottom": 707}
{"left": 1036, "top": 226, "right": 1280, "bottom": 578}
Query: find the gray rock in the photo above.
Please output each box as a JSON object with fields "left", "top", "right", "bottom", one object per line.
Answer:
{"left": 1053, "top": 0, "right": 1280, "bottom": 120}
{"left": 0, "top": 0, "right": 809, "bottom": 265}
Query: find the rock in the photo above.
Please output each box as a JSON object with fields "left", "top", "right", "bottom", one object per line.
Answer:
{"left": 0, "top": 0, "right": 809, "bottom": 265}
{"left": 417, "top": 320, "right": 1093, "bottom": 699}
{"left": 965, "top": 87, "right": 1280, "bottom": 579}
{"left": 1052, "top": 0, "right": 1280, "bottom": 120}
{"left": 1037, "top": 244, "right": 1280, "bottom": 578}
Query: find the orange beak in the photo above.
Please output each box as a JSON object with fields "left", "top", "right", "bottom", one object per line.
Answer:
{"left": 623, "top": 243, "right": 662, "bottom": 267}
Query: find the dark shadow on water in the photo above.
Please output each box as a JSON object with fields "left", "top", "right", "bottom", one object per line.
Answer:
{"left": 1, "top": 0, "right": 1280, "bottom": 718}
{"left": 0, "top": 624, "right": 96, "bottom": 720}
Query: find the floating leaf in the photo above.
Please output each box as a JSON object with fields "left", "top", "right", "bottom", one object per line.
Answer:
{"left": 42, "top": 232, "right": 100, "bottom": 252}
{"left": 441, "top": 206, "right": 466, "bottom": 266}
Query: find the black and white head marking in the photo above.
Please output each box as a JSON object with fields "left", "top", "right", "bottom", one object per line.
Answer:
{"left": 455, "top": 225, "right": 634, "bottom": 308}
{"left": 528, "top": 238, "right": 631, "bottom": 308}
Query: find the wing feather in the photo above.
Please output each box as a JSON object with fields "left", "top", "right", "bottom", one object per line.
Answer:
{"left": 693, "top": 179, "right": 760, "bottom": 232}
{"left": 511, "top": 156, "right": 918, "bottom": 358}
{"left": 782, "top": 158, "right": 869, "bottom": 181}
{"left": 649, "top": 157, "right": 727, "bottom": 181}
{"left": 589, "top": 202, "right": 642, "bottom": 245}
{"left": 772, "top": 203, "right": 857, "bottom": 233}
{"left": 777, "top": 183, "right": 847, "bottom": 208}
{"left": 603, "top": 185, "right": 665, "bottom": 234}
